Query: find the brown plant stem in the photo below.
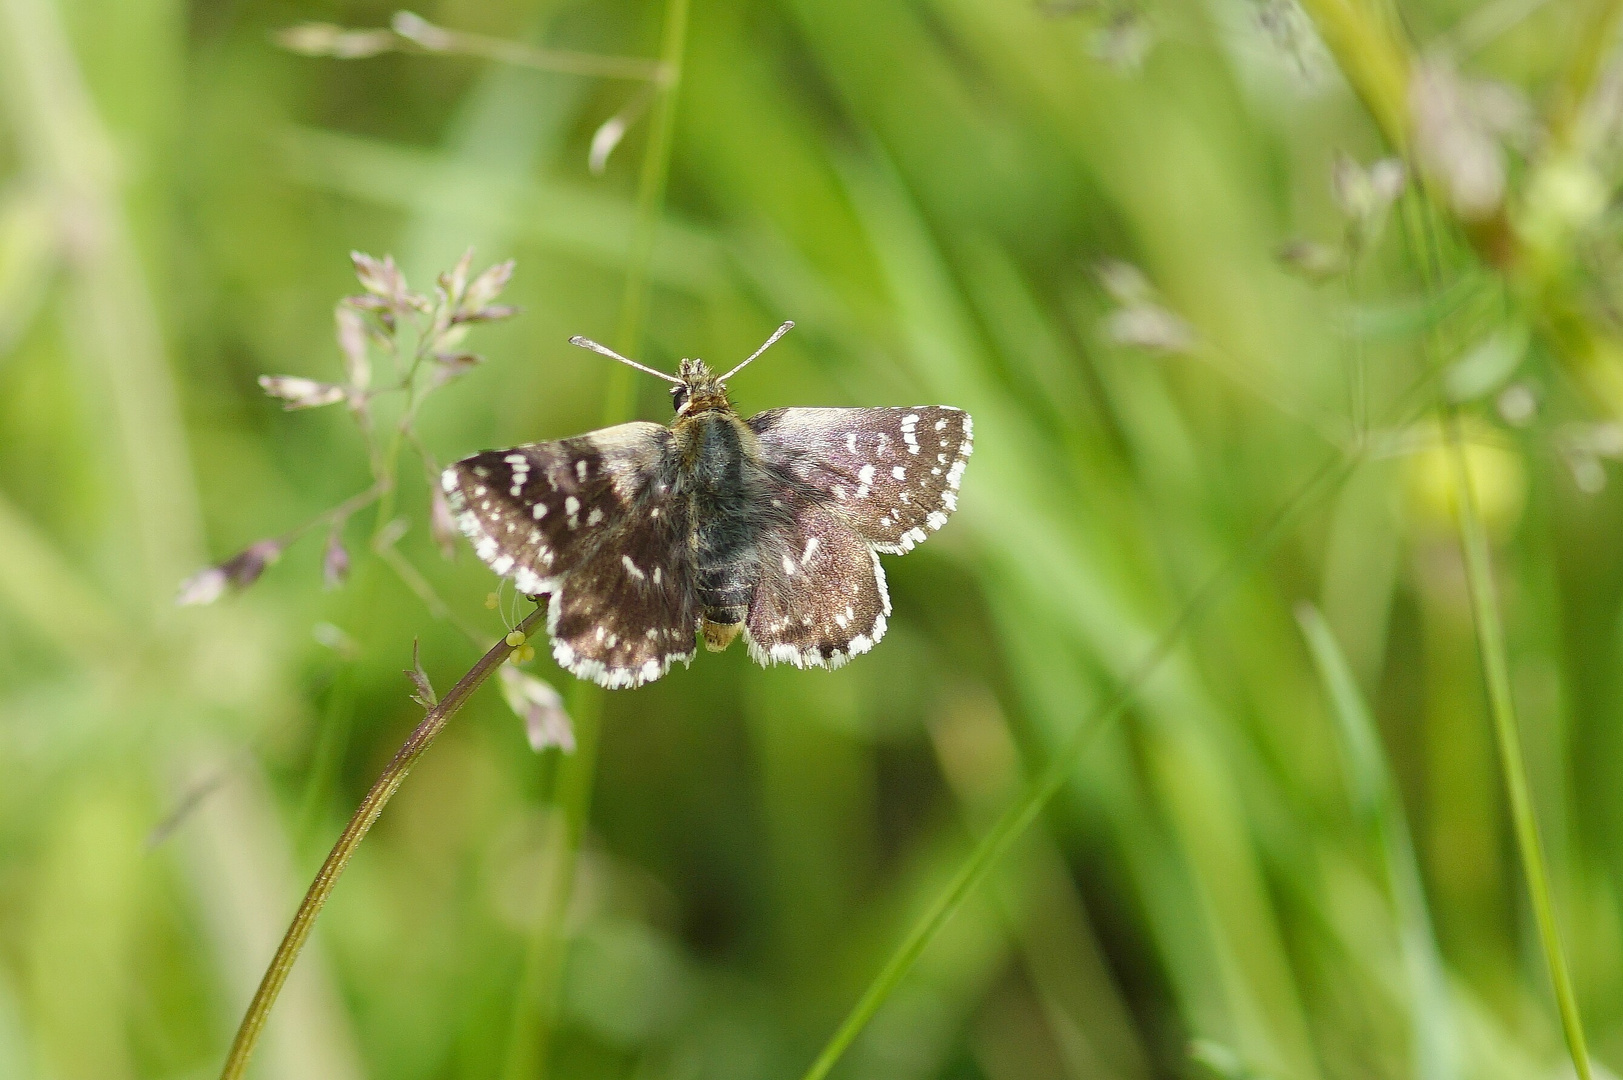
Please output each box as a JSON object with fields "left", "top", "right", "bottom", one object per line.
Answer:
{"left": 217, "top": 605, "right": 547, "bottom": 1080}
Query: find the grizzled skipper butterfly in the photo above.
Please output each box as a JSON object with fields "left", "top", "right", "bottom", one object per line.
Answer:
{"left": 442, "top": 323, "right": 972, "bottom": 688}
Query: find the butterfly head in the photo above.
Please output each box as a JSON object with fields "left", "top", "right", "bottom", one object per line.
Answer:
{"left": 568, "top": 322, "right": 794, "bottom": 420}
{"left": 671, "top": 358, "right": 732, "bottom": 418}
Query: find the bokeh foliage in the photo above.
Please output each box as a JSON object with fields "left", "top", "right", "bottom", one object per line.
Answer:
{"left": 3, "top": 0, "right": 1623, "bottom": 1078}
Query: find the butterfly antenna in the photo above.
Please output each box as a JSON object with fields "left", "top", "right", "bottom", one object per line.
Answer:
{"left": 720, "top": 321, "right": 794, "bottom": 382}
{"left": 568, "top": 336, "right": 683, "bottom": 384}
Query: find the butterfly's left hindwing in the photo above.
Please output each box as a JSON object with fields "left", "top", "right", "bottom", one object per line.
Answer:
{"left": 743, "top": 499, "right": 890, "bottom": 670}
{"left": 443, "top": 421, "right": 700, "bottom": 688}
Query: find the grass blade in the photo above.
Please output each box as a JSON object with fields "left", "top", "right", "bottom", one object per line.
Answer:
{"left": 1442, "top": 409, "right": 1594, "bottom": 1080}
{"left": 1296, "top": 603, "right": 1458, "bottom": 1080}
{"left": 799, "top": 448, "right": 1347, "bottom": 1080}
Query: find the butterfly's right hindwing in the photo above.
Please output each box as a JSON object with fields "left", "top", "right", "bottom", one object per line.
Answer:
{"left": 443, "top": 421, "right": 700, "bottom": 688}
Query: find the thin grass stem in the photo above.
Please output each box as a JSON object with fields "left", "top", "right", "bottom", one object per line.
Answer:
{"left": 294, "top": 651, "right": 360, "bottom": 849}
{"left": 494, "top": 2, "right": 692, "bottom": 1075}
{"left": 1441, "top": 409, "right": 1594, "bottom": 1080}
{"left": 1296, "top": 603, "right": 1457, "bottom": 1080}
{"left": 800, "top": 447, "right": 1348, "bottom": 1080}
{"left": 800, "top": 336, "right": 1466, "bottom": 1080}
{"left": 1402, "top": 186, "right": 1595, "bottom": 1080}
{"left": 498, "top": 684, "right": 604, "bottom": 1080}
{"left": 390, "top": 11, "right": 670, "bottom": 84}
{"left": 1552, "top": 0, "right": 1623, "bottom": 145}
{"left": 216, "top": 606, "right": 547, "bottom": 1080}
{"left": 600, "top": 0, "right": 691, "bottom": 425}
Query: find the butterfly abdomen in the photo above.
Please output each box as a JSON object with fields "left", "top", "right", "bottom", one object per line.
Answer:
{"left": 675, "top": 411, "right": 767, "bottom": 650}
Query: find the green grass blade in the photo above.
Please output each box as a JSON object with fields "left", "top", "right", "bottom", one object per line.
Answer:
{"left": 498, "top": 2, "right": 691, "bottom": 1074}
{"left": 1296, "top": 603, "right": 1458, "bottom": 1080}
{"left": 1443, "top": 410, "right": 1594, "bottom": 1080}
{"left": 799, "top": 449, "right": 1347, "bottom": 1080}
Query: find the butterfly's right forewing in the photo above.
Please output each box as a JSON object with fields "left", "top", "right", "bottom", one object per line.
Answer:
{"left": 443, "top": 421, "right": 701, "bottom": 688}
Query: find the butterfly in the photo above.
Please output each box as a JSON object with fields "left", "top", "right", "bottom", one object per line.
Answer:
{"left": 441, "top": 322, "right": 972, "bottom": 688}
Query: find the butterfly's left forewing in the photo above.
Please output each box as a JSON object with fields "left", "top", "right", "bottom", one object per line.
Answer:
{"left": 747, "top": 406, "right": 971, "bottom": 553}
{"left": 741, "top": 405, "right": 971, "bottom": 670}
{"left": 443, "top": 421, "right": 700, "bottom": 688}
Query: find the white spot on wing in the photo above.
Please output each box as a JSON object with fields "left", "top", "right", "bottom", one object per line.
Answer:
{"left": 622, "top": 555, "right": 645, "bottom": 579}
{"left": 900, "top": 413, "right": 920, "bottom": 455}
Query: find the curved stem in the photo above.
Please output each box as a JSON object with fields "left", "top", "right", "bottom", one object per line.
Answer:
{"left": 217, "top": 606, "right": 547, "bottom": 1080}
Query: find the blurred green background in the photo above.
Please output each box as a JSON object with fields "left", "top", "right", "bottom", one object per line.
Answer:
{"left": 3, "top": 0, "right": 1623, "bottom": 1077}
